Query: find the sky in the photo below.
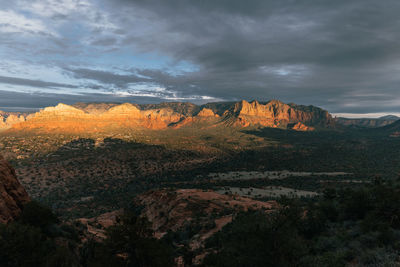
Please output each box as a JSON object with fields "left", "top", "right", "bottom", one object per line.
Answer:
{"left": 1, "top": 0, "right": 400, "bottom": 117}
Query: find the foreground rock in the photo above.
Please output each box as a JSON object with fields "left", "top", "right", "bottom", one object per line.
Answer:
{"left": 78, "top": 189, "right": 277, "bottom": 265}
{"left": 134, "top": 189, "right": 277, "bottom": 264}
{"left": 0, "top": 154, "right": 30, "bottom": 223}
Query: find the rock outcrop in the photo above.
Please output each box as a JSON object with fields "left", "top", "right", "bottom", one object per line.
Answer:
{"left": 197, "top": 108, "right": 219, "bottom": 117}
{"left": 0, "top": 154, "right": 30, "bottom": 223}
{"left": 223, "top": 100, "right": 332, "bottom": 129}
{"left": 134, "top": 189, "right": 277, "bottom": 265}
{"left": 172, "top": 107, "right": 220, "bottom": 128}
{"left": 290, "top": 122, "right": 315, "bottom": 131}
{"left": 0, "top": 111, "right": 29, "bottom": 131}
{"left": 134, "top": 189, "right": 276, "bottom": 241}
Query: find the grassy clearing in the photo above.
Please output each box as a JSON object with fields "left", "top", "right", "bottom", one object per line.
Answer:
{"left": 216, "top": 186, "right": 318, "bottom": 198}
{"left": 206, "top": 170, "right": 350, "bottom": 181}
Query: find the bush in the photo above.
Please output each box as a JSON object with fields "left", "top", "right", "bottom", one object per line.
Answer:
{"left": 0, "top": 223, "right": 53, "bottom": 267}
{"left": 84, "top": 212, "right": 174, "bottom": 267}
{"left": 20, "top": 201, "right": 58, "bottom": 230}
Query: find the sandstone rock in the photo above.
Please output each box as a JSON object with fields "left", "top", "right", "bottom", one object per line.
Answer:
{"left": 196, "top": 108, "right": 219, "bottom": 117}
{"left": 134, "top": 189, "right": 276, "bottom": 238}
{"left": 290, "top": 122, "right": 314, "bottom": 131}
{"left": 133, "top": 188, "right": 277, "bottom": 264}
{"left": 10, "top": 103, "right": 184, "bottom": 132}
{"left": 171, "top": 108, "right": 220, "bottom": 128}
{"left": 225, "top": 99, "right": 333, "bottom": 128}
{"left": 72, "top": 102, "right": 120, "bottom": 115}
{"left": 0, "top": 112, "right": 28, "bottom": 131}
{"left": 8, "top": 100, "right": 334, "bottom": 132}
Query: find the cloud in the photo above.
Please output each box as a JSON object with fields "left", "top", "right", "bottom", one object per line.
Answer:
{"left": 0, "top": 10, "right": 55, "bottom": 36}
{"left": 2, "top": 0, "right": 400, "bottom": 114}
{"left": 0, "top": 75, "right": 77, "bottom": 89}
{"left": 86, "top": 0, "right": 400, "bottom": 113}
{"left": 64, "top": 67, "right": 149, "bottom": 86}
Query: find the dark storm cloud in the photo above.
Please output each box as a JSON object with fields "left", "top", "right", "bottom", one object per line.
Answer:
{"left": 96, "top": 0, "right": 400, "bottom": 113}
{"left": 4, "top": 0, "right": 400, "bottom": 114}
{"left": 0, "top": 90, "right": 185, "bottom": 112}
{"left": 0, "top": 75, "right": 77, "bottom": 89}
{"left": 64, "top": 68, "right": 150, "bottom": 87}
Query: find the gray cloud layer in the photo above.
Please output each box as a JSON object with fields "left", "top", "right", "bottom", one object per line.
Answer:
{"left": 0, "top": 75, "right": 77, "bottom": 89}
{"left": 2, "top": 0, "right": 400, "bottom": 114}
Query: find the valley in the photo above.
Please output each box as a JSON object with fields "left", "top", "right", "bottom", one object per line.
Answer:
{"left": 1, "top": 99, "right": 400, "bottom": 265}
{"left": 1, "top": 100, "right": 399, "bottom": 220}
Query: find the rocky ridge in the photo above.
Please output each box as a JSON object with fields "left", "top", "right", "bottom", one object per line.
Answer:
{"left": 336, "top": 116, "right": 399, "bottom": 128}
{"left": 222, "top": 100, "right": 332, "bottom": 128}
{"left": 6, "top": 100, "right": 333, "bottom": 133}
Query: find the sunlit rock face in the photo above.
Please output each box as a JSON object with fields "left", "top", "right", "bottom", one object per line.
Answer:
{"left": 0, "top": 111, "right": 28, "bottom": 131}
{"left": 10, "top": 103, "right": 184, "bottom": 132}
{"left": 223, "top": 100, "right": 333, "bottom": 129}
{"left": 7, "top": 100, "right": 333, "bottom": 133}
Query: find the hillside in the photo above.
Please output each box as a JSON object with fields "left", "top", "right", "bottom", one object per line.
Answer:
{"left": 336, "top": 115, "right": 399, "bottom": 128}
{"left": 133, "top": 189, "right": 277, "bottom": 264}
{"left": 375, "top": 119, "right": 400, "bottom": 137}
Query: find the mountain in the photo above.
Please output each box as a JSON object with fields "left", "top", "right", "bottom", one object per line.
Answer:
{"left": 0, "top": 154, "right": 30, "bottom": 223}
{"left": 220, "top": 100, "right": 333, "bottom": 128}
{"left": 335, "top": 115, "right": 400, "bottom": 128}
{"left": 10, "top": 103, "right": 184, "bottom": 132}
{"left": 6, "top": 100, "right": 334, "bottom": 133}
{"left": 72, "top": 102, "right": 121, "bottom": 114}
{"left": 374, "top": 119, "right": 400, "bottom": 137}
{"left": 379, "top": 115, "right": 400, "bottom": 120}
{"left": 139, "top": 102, "right": 200, "bottom": 116}
{"left": 0, "top": 111, "right": 31, "bottom": 131}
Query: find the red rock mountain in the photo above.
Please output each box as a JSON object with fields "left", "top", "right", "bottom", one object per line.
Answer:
{"left": 10, "top": 103, "right": 184, "bottom": 132}
{"left": 0, "top": 154, "right": 30, "bottom": 223}
{"left": 7, "top": 100, "right": 334, "bottom": 133}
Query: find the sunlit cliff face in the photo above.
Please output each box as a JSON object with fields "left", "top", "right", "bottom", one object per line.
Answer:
{"left": 2, "top": 100, "right": 333, "bottom": 133}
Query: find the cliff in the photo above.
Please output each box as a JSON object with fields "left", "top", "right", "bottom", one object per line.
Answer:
{"left": 7, "top": 100, "right": 334, "bottom": 133}
{"left": 10, "top": 103, "right": 184, "bottom": 132}
{"left": 222, "top": 100, "right": 333, "bottom": 129}
{"left": 0, "top": 111, "right": 29, "bottom": 131}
